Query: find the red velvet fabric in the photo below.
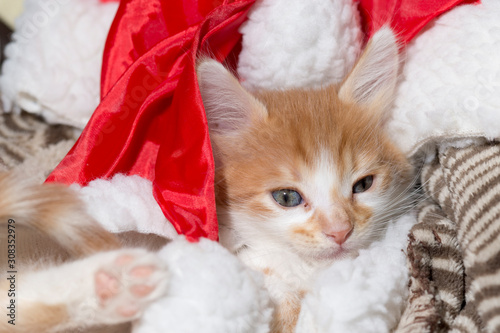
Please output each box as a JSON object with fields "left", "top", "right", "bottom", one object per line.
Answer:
{"left": 47, "top": 0, "right": 478, "bottom": 241}
{"left": 47, "top": 0, "right": 255, "bottom": 241}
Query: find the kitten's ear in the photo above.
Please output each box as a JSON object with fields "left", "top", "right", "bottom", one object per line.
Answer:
{"left": 197, "top": 59, "right": 267, "bottom": 134}
{"left": 338, "top": 27, "right": 400, "bottom": 114}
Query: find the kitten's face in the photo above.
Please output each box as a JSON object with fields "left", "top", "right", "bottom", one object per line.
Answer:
{"left": 211, "top": 88, "right": 412, "bottom": 260}
{"left": 198, "top": 28, "right": 413, "bottom": 261}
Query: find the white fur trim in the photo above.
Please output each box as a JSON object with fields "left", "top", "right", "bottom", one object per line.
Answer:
{"left": 72, "top": 174, "right": 178, "bottom": 239}
{"left": 0, "top": 0, "right": 118, "bottom": 128}
{"left": 237, "top": 0, "right": 362, "bottom": 90}
{"left": 133, "top": 237, "right": 273, "bottom": 333}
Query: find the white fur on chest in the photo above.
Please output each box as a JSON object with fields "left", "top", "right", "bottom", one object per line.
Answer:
{"left": 229, "top": 233, "right": 324, "bottom": 306}
{"left": 219, "top": 208, "right": 329, "bottom": 305}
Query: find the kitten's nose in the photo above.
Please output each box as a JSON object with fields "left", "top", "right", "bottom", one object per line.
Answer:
{"left": 326, "top": 227, "right": 353, "bottom": 245}
{"left": 324, "top": 207, "right": 352, "bottom": 245}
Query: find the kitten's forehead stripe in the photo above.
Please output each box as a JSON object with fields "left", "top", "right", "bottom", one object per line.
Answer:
{"left": 311, "top": 151, "right": 338, "bottom": 206}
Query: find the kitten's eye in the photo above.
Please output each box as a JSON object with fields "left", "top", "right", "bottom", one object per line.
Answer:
{"left": 272, "top": 189, "right": 303, "bottom": 207}
{"left": 353, "top": 175, "right": 374, "bottom": 194}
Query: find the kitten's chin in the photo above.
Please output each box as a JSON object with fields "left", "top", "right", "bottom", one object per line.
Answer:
{"left": 305, "top": 245, "right": 358, "bottom": 263}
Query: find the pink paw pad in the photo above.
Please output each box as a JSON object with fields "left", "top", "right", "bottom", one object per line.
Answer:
{"left": 95, "top": 271, "right": 120, "bottom": 304}
{"left": 130, "top": 284, "right": 155, "bottom": 297}
{"left": 130, "top": 265, "right": 154, "bottom": 278}
{"left": 93, "top": 250, "right": 168, "bottom": 322}
{"left": 117, "top": 304, "right": 140, "bottom": 318}
{"left": 115, "top": 254, "right": 135, "bottom": 266}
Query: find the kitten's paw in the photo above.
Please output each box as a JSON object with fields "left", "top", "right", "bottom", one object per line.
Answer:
{"left": 94, "top": 249, "right": 168, "bottom": 322}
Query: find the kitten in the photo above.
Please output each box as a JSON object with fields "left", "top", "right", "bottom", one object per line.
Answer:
{"left": 197, "top": 27, "right": 413, "bottom": 331}
{"left": 0, "top": 27, "right": 413, "bottom": 333}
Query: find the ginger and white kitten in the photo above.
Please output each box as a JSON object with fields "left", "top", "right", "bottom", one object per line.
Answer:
{"left": 0, "top": 27, "right": 413, "bottom": 333}
{"left": 197, "top": 27, "right": 413, "bottom": 331}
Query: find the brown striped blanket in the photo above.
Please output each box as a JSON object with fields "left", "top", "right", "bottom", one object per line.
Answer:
{"left": 0, "top": 111, "right": 76, "bottom": 172}
{"left": 396, "top": 144, "right": 500, "bottom": 333}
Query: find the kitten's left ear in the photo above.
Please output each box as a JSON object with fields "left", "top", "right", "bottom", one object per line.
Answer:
{"left": 338, "top": 27, "right": 400, "bottom": 116}
{"left": 196, "top": 59, "right": 267, "bottom": 135}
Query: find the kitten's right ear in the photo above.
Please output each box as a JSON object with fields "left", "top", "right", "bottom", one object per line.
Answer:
{"left": 197, "top": 59, "right": 267, "bottom": 134}
{"left": 338, "top": 27, "right": 400, "bottom": 115}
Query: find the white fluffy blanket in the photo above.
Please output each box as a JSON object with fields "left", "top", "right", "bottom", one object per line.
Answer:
{"left": 2, "top": 0, "right": 499, "bottom": 332}
{"left": 0, "top": 0, "right": 118, "bottom": 128}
